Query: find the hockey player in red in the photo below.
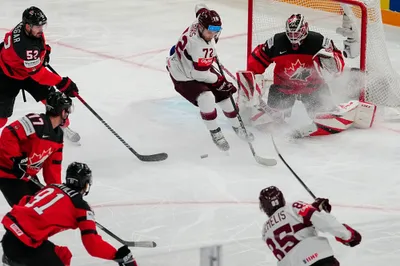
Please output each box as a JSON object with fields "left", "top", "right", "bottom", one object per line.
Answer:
{"left": 0, "top": 91, "right": 72, "bottom": 207}
{"left": 259, "top": 186, "right": 361, "bottom": 266}
{"left": 0, "top": 6, "right": 80, "bottom": 142}
{"left": 238, "top": 14, "right": 376, "bottom": 137}
{"left": 1, "top": 162, "right": 138, "bottom": 266}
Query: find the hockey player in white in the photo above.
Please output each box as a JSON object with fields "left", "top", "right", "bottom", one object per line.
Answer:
{"left": 166, "top": 4, "right": 254, "bottom": 151}
{"left": 259, "top": 186, "right": 361, "bottom": 266}
{"left": 237, "top": 14, "right": 376, "bottom": 137}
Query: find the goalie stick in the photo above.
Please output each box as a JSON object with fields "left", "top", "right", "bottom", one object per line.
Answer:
{"left": 215, "top": 58, "right": 277, "bottom": 166}
{"left": 29, "top": 177, "right": 157, "bottom": 248}
{"left": 47, "top": 65, "right": 168, "bottom": 162}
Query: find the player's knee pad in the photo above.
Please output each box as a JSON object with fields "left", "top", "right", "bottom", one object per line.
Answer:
{"left": 197, "top": 91, "right": 215, "bottom": 113}
{"left": 54, "top": 245, "right": 72, "bottom": 266}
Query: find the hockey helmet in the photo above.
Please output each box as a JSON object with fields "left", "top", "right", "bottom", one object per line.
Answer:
{"left": 198, "top": 9, "right": 222, "bottom": 33}
{"left": 22, "top": 6, "right": 47, "bottom": 26}
{"left": 259, "top": 186, "right": 286, "bottom": 217}
{"left": 45, "top": 91, "right": 73, "bottom": 117}
{"left": 66, "top": 162, "right": 93, "bottom": 195}
{"left": 285, "top": 14, "right": 309, "bottom": 48}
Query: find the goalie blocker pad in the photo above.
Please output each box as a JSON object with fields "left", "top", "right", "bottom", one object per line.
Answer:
{"left": 299, "top": 100, "right": 376, "bottom": 137}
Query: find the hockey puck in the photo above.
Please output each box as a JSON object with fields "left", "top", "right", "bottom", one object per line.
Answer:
{"left": 200, "top": 154, "right": 209, "bottom": 159}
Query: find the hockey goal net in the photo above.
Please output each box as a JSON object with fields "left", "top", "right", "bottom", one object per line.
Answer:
{"left": 247, "top": 0, "right": 400, "bottom": 108}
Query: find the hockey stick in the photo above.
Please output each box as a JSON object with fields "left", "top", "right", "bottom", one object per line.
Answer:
{"left": 28, "top": 177, "right": 157, "bottom": 248}
{"left": 46, "top": 65, "right": 168, "bottom": 162}
{"left": 215, "top": 58, "right": 277, "bottom": 166}
{"left": 270, "top": 135, "right": 316, "bottom": 199}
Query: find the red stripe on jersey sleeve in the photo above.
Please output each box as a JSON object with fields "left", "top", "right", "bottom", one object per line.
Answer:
{"left": 248, "top": 44, "right": 272, "bottom": 74}
{"left": 77, "top": 209, "right": 117, "bottom": 260}
{"left": 30, "top": 67, "right": 62, "bottom": 86}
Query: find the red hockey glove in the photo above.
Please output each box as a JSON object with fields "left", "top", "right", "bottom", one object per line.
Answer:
{"left": 56, "top": 77, "right": 79, "bottom": 97}
{"left": 212, "top": 75, "right": 237, "bottom": 94}
{"left": 114, "top": 246, "right": 137, "bottom": 266}
{"left": 311, "top": 198, "right": 332, "bottom": 213}
{"left": 335, "top": 224, "right": 361, "bottom": 247}
{"left": 44, "top": 44, "right": 51, "bottom": 65}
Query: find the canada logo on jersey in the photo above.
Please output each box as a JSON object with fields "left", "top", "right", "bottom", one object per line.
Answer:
{"left": 28, "top": 148, "right": 53, "bottom": 171}
{"left": 284, "top": 59, "right": 311, "bottom": 81}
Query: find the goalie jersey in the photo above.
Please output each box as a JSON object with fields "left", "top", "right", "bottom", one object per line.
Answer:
{"left": 262, "top": 201, "right": 351, "bottom": 266}
{"left": 167, "top": 21, "right": 218, "bottom": 84}
{"left": 248, "top": 31, "right": 344, "bottom": 94}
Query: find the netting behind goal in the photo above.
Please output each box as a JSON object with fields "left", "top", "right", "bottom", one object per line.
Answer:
{"left": 247, "top": 0, "right": 400, "bottom": 107}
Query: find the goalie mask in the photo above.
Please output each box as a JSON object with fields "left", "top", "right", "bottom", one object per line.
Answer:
{"left": 259, "top": 186, "right": 286, "bottom": 217}
{"left": 286, "top": 14, "right": 309, "bottom": 50}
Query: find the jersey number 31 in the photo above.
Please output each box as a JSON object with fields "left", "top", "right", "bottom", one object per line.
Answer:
{"left": 25, "top": 188, "right": 64, "bottom": 215}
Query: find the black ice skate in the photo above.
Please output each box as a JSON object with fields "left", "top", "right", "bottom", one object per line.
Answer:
{"left": 233, "top": 126, "right": 254, "bottom": 142}
{"left": 210, "top": 127, "right": 230, "bottom": 151}
{"left": 2, "top": 254, "right": 24, "bottom": 266}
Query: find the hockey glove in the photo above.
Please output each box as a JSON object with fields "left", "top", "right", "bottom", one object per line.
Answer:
{"left": 56, "top": 77, "right": 79, "bottom": 97}
{"left": 335, "top": 224, "right": 361, "bottom": 247}
{"left": 311, "top": 197, "right": 332, "bottom": 213}
{"left": 12, "top": 155, "right": 28, "bottom": 179}
{"left": 44, "top": 44, "right": 51, "bottom": 65}
{"left": 114, "top": 246, "right": 137, "bottom": 266}
{"left": 212, "top": 75, "right": 237, "bottom": 94}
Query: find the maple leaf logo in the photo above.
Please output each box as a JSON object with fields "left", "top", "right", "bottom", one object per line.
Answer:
{"left": 28, "top": 148, "right": 53, "bottom": 171}
{"left": 284, "top": 59, "right": 311, "bottom": 81}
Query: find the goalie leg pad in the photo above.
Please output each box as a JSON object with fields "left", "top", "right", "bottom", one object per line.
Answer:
{"left": 353, "top": 101, "right": 376, "bottom": 128}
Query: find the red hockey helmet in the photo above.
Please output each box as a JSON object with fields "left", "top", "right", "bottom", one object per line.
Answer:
{"left": 285, "top": 14, "right": 309, "bottom": 48}
{"left": 259, "top": 186, "right": 286, "bottom": 217}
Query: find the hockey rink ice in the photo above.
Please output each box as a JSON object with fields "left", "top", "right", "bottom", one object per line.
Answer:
{"left": 1, "top": 0, "right": 400, "bottom": 265}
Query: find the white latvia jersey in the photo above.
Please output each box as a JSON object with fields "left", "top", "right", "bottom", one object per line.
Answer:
{"left": 167, "top": 20, "right": 218, "bottom": 84}
{"left": 262, "top": 201, "right": 352, "bottom": 266}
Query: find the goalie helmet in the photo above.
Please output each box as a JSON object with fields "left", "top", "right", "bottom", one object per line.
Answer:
{"left": 66, "top": 162, "right": 93, "bottom": 195}
{"left": 22, "top": 6, "right": 47, "bottom": 26}
{"left": 285, "top": 14, "right": 309, "bottom": 49}
{"left": 259, "top": 186, "right": 286, "bottom": 217}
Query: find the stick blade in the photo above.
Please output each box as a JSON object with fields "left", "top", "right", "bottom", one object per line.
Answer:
{"left": 255, "top": 156, "right": 277, "bottom": 166}
{"left": 138, "top": 152, "right": 168, "bottom": 162}
{"left": 124, "top": 241, "right": 157, "bottom": 248}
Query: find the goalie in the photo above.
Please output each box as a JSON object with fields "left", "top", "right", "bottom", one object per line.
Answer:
{"left": 238, "top": 14, "right": 376, "bottom": 137}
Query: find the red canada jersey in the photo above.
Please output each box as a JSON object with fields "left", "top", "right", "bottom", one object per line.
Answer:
{"left": 0, "top": 113, "right": 63, "bottom": 185}
{"left": 2, "top": 183, "right": 117, "bottom": 260}
{"left": 0, "top": 22, "right": 62, "bottom": 85}
{"left": 248, "top": 31, "right": 344, "bottom": 94}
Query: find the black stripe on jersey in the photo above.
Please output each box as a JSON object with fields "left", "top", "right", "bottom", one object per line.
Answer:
{"left": 251, "top": 52, "right": 268, "bottom": 68}
{"left": 0, "top": 166, "right": 14, "bottom": 175}
{"left": 259, "top": 48, "right": 272, "bottom": 63}
{"left": 77, "top": 216, "right": 88, "bottom": 222}
{"left": 4, "top": 63, "right": 14, "bottom": 76}
{"left": 6, "top": 126, "right": 20, "bottom": 141}
{"left": 52, "top": 160, "right": 62, "bottom": 165}
{"left": 56, "top": 147, "right": 63, "bottom": 152}
{"left": 81, "top": 229, "right": 98, "bottom": 236}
